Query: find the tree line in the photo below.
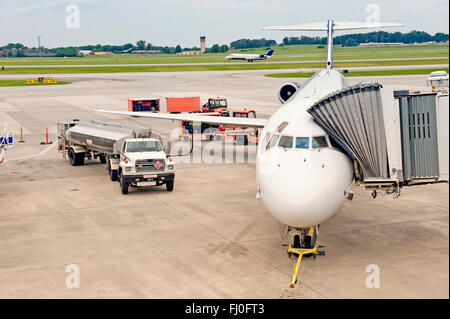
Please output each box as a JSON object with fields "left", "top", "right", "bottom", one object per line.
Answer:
{"left": 1, "top": 30, "right": 448, "bottom": 57}
{"left": 282, "top": 30, "right": 449, "bottom": 47}
{"left": 230, "top": 38, "right": 277, "bottom": 49}
{"left": 0, "top": 40, "right": 229, "bottom": 57}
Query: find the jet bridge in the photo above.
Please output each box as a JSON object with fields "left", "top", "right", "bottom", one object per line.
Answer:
{"left": 307, "top": 82, "right": 390, "bottom": 180}
{"left": 307, "top": 82, "right": 447, "bottom": 194}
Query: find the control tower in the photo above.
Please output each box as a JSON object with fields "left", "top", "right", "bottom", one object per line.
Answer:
{"left": 200, "top": 36, "right": 206, "bottom": 53}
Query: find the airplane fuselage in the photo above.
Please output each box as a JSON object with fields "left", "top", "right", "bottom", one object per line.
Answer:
{"left": 256, "top": 69, "right": 354, "bottom": 228}
{"left": 225, "top": 54, "right": 270, "bottom": 62}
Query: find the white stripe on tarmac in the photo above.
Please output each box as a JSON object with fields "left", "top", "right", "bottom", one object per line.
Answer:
{"left": 4, "top": 143, "right": 56, "bottom": 163}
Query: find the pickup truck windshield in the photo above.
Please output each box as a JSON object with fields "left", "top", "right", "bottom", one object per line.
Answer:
{"left": 126, "top": 141, "right": 162, "bottom": 153}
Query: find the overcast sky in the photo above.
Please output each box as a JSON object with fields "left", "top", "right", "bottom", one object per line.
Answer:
{"left": 0, "top": 0, "right": 448, "bottom": 48}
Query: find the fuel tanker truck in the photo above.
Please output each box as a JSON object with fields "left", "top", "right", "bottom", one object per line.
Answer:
{"left": 57, "top": 120, "right": 175, "bottom": 194}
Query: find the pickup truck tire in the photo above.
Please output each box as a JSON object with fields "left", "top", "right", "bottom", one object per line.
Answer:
{"left": 120, "top": 176, "right": 129, "bottom": 194}
{"left": 68, "top": 148, "right": 85, "bottom": 166}
{"left": 166, "top": 180, "right": 174, "bottom": 192}
{"left": 236, "top": 135, "right": 248, "bottom": 145}
{"left": 109, "top": 169, "right": 118, "bottom": 181}
{"left": 99, "top": 155, "right": 107, "bottom": 164}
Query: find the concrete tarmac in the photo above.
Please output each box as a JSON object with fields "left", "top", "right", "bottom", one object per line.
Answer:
{"left": 0, "top": 70, "right": 448, "bottom": 298}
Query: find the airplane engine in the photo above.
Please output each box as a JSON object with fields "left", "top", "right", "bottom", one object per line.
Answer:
{"left": 278, "top": 82, "right": 301, "bottom": 103}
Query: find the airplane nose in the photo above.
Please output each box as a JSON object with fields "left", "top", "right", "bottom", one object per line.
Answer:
{"left": 259, "top": 167, "right": 331, "bottom": 227}
{"left": 257, "top": 150, "right": 353, "bottom": 228}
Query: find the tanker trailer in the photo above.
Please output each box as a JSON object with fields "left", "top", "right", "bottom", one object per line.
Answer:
{"left": 57, "top": 120, "right": 175, "bottom": 194}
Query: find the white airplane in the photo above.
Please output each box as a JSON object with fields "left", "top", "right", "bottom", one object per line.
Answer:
{"left": 97, "top": 19, "right": 403, "bottom": 284}
{"left": 225, "top": 49, "right": 274, "bottom": 62}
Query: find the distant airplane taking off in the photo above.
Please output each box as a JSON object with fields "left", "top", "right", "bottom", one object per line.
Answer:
{"left": 225, "top": 49, "right": 274, "bottom": 62}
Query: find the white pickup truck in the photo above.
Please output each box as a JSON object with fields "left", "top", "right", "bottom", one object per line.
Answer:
{"left": 57, "top": 120, "right": 175, "bottom": 194}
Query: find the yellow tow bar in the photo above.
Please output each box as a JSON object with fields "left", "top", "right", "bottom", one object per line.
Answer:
{"left": 288, "top": 225, "right": 325, "bottom": 288}
{"left": 288, "top": 245, "right": 321, "bottom": 288}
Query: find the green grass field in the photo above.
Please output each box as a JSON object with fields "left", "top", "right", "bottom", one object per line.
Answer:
{"left": 0, "top": 44, "right": 447, "bottom": 66}
{"left": 0, "top": 58, "right": 447, "bottom": 75}
{"left": 265, "top": 68, "right": 450, "bottom": 78}
{"left": 0, "top": 80, "right": 70, "bottom": 87}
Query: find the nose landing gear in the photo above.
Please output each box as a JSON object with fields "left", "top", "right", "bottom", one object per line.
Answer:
{"left": 287, "top": 225, "right": 325, "bottom": 288}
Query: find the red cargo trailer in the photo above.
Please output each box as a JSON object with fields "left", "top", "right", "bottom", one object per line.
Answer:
{"left": 166, "top": 97, "right": 201, "bottom": 113}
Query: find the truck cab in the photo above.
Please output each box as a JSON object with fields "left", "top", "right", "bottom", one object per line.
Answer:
{"left": 118, "top": 138, "right": 175, "bottom": 194}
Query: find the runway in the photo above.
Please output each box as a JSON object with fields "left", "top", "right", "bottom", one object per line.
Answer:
{"left": 0, "top": 70, "right": 448, "bottom": 298}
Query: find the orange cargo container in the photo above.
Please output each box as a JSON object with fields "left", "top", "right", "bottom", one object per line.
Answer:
{"left": 166, "top": 97, "right": 201, "bottom": 113}
{"left": 128, "top": 99, "right": 160, "bottom": 112}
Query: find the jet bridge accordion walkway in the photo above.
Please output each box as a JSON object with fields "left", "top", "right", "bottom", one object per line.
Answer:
{"left": 307, "top": 82, "right": 389, "bottom": 181}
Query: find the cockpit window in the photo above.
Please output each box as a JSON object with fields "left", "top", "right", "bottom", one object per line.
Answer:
{"left": 295, "top": 137, "right": 309, "bottom": 149}
{"left": 277, "top": 122, "right": 289, "bottom": 133}
{"left": 262, "top": 132, "right": 270, "bottom": 147}
{"left": 266, "top": 134, "right": 279, "bottom": 150}
{"left": 312, "top": 136, "right": 328, "bottom": 148}
{"left": 278, "top": 136, "right": 293, "bottom": 148}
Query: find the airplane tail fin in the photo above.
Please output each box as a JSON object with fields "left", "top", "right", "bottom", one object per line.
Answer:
{"left": 266, "top": 49, "right": 274, "bottom": 56}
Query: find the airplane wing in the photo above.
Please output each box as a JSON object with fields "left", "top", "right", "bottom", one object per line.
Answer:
{"left": 264, "top": 21, "right": 403, "bottom": 31}
{"left": 96, "top": 110, "right": 267, "bottom": 128}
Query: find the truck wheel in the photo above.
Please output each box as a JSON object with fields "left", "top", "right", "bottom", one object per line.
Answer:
{"left": 69, "top": 149, "right": 85, "bottom": 166}
{"left": 120, "top": 177, "right": 129, "bottom": 194}
{"left": 68, "top": 149, "right": 76, "bottom": 166}
{"left": 75, "top": 153, "right": 84, "bottom": 166}
{"left": 109, "top": 169, "right": 118, "bottom": 181}
{"left": 166, "top": 180, "right": 174, "bottom": 192}
{"left": 99, "top": 155, "right": 106, "bottom": 164}
{"left": 236, "top": 135, "right": 248, "bottom": 145}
